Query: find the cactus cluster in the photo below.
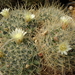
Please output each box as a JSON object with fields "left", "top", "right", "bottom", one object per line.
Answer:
{"left": 0, "top": 3, "right": 75, "bottom": 75}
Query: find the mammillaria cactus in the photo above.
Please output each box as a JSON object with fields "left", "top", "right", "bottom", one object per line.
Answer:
{"left": 0, "top": 8, "right": 40, "bottom": 75}
{"left": 34, "top": 4, "right": 75, "bottom": 75}
{"left": 0, "top": 2, "right": 75, "bottom": 75}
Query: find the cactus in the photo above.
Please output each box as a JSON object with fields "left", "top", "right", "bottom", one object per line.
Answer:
{"left": 0, "top": 2, "right": 75, "bottom": 75}
{"left": 34, "top": 4, "right": 75, "bottom": 75}
{"left": 0, "top": 8, "right": 41, "bottom": 75}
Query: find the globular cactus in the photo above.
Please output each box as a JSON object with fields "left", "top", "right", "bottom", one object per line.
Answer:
{"left": 0, "top": 8, "right": 41, "bottom": 75}
{"left": 34, "top": 4, "right": 75, "bottom": 75}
